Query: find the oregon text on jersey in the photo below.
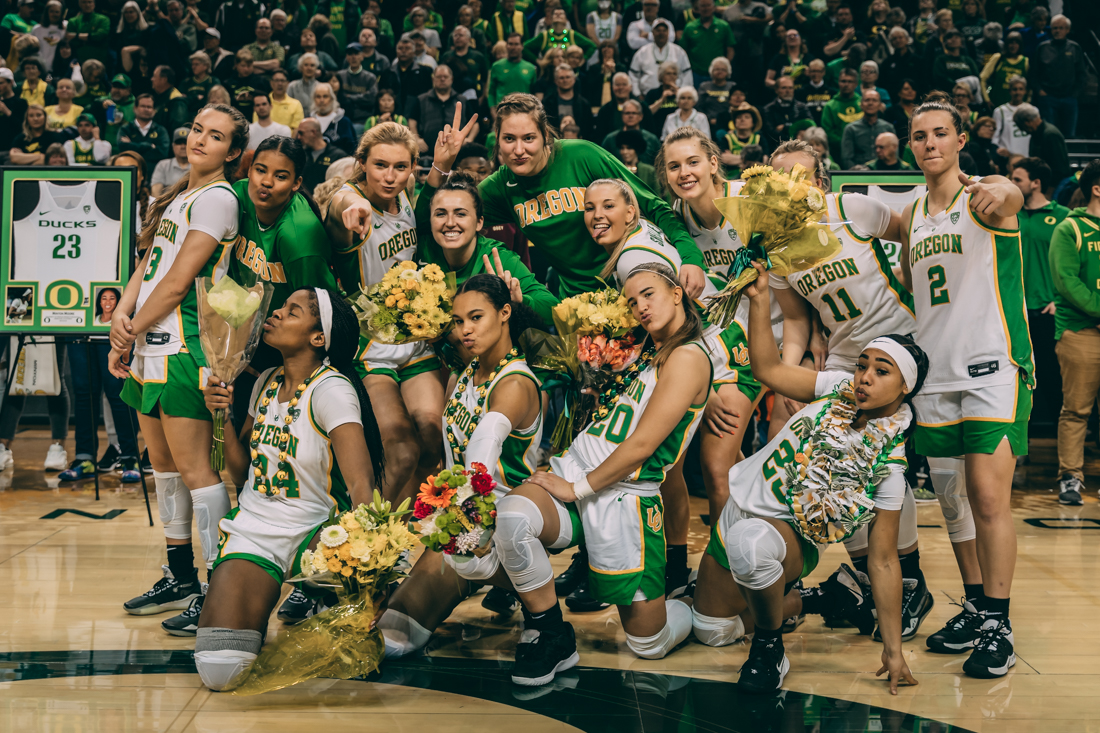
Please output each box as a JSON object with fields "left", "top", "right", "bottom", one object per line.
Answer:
{"left": 512, "top": 187, "right": 587, "bottom": 227}
{"left": 377, "top": 228, "right": 417, "bottom": 261}
{"left": 910, "top": 233, "right": 964, "bottom": 265}
{"left": 793, "top": 257, "right": 862, "bottom": 297}
{"left": 155, "top": 217, "right": 179, "bottom": 244}
{"left": 234, "top": 237, "right": 288, "bottom": 283}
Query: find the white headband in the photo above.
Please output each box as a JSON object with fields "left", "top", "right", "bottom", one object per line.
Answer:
{"left": 315, "top": 288, "right": 332, "bottom": 352}
{"left": 865, "top": 337, "right": 918, "bottom": 393}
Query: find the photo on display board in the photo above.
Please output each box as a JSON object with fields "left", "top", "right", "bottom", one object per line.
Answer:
{"left": 4, "top": 285, "right": 34, "bottom": 326}
{"left": 0, "top": 167, "right": 135, "bottom": 335}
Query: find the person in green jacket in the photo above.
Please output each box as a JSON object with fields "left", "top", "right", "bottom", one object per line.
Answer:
{"left": 487, "top": 34, "right": 538, "bottom": 106}
{"left": 820, "top": 68, "right": 862, "bottom": 160}
{"left": 93, "top": 74, "right": 136, "bottom": 148}
{"left": 1048, "top": 160, "right": 1100, "bottom": 505}
{"left": 477, "top": 93, "right": 707, "bottom": 299}
{"left": 65, "top": 0, "right": 111, "bottom": 66}
{"left": 1, "top": 0, "right": 36, "bottom": 34}
{"left": 1011, "top": 156, "right": 1069, "bottom": 436}
{"left": 522, "top": 8, "right": 596, "bottom": 63}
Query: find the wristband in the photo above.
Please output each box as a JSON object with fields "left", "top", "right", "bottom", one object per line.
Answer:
{"left": 572, "top": 475, "right": 595, "bottom": 501}
{"left": 431, "top": 163, "right": 451, "bottom": 177}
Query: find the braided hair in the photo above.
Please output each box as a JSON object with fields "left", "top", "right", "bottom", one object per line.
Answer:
{"left": 301, "top": 287, "right": 386, "bottom": 484}
{"left": 455, "top": 274, "right": 544, "bottom": 350}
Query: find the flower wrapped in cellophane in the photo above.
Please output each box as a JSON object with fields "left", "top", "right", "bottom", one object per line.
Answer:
{"left": 228, "top": 491, "right": 418, "bottom": 696}
{"left": 413, "top": 463, "right": 497, "bottom": 559}
{"left": 783, "top": 380, "right": 911, "bottom": 545}
{"left": 196, "top": 276, "right": 273, "bottom": 470}
{"left": 704, "top": 164, "right": 843, "bottom": 328}
{"left": 522, "top": 285, "right": 645, "bottom": 452}
{"left": 350, "top": 261, "right": 457, "bottom": 344}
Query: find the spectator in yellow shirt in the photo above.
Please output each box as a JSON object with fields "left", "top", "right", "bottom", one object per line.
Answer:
{"left": 261, "top": 68, "right": 304, "bottom": 135}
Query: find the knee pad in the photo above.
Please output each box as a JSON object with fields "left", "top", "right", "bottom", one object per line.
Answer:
{"left": 155, "top": 471, "right": 193, "bottom": 541}
{"left": 191, "top": 483, "right": 230, "bottom": 568}
{"left": 928, "top": 457, "right": 975, "bottom": 543}
{"left": 691, "top": 607, "right": 747, "bottom": 647}
{"left": 194, "top": 627, "right": 261, "bottom": 691}
{"left": 495, "top": 494, "right": 553, "bottom": 594}
{"left": 897, "top": 484, "right": 919, "bottom": 550}
{"left": 443, "top": 545, "right": 501, "bottom": 582}
{"left": 626, "top": 600, "right": 693, "bottom": 660}
{"left": 726, "top": 518, "right": 786, "bottom": 591}
{"left": 378, "top": 609, "right": 432, "bottom": 659}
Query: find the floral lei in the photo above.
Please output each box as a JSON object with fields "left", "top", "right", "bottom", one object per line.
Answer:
{"left": 445, "top": 348, "right": 521, "bottom": 464}
{"left": 591, "top": 342, "right": 656, "bottom": 422}
{"left": 783, "top": 380, "right": 911, "bottom": 544}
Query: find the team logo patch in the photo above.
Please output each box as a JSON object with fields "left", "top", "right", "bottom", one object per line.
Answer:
{"left": 83, "top": 205, "right": 91, "bottom": 214}
{"left": 1045, "top": 215, "right": 1057, "bottom": 225}
{"left": 950, "top": 211, "right": 960, "bottom": 225}
{"left": 646, "top": 506, "right": 663, "bottom": 533}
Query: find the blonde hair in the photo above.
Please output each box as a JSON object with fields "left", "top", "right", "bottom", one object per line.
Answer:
{"left": 206, "top": 85, "right": 231, "bottom": 106}
{"left": 313, "top": 176, "right": 346, "bottom": 218}
{"left": 623, "top": 262, "right": 702, "bottom": 369}
{"left": 589, "top": 179, "right": 641, "bottom": 281}
{"left": 22, "top": 104, "right": 46, "bottom": 138}
{"left": 653, "top": 126, "right": 725, "bottom": 201}
{"left": 350, "top": 121, "right": 419, "bottom": 187}
{"left": 139, "top": 104, "right": 249, "bottom": 252}
{"left": 771, "top": 138, "right": 830, "bottom": 188}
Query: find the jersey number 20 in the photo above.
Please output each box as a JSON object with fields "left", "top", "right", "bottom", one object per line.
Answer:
{"left": 52, "top": 234, "right": 81, "bottom": 259}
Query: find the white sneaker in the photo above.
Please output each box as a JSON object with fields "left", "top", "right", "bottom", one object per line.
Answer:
{"left": 0, "top": 446, "right": 12, "bottom": 471}
{"left": 44, "top": 443, "right": 68, "bottom": 471}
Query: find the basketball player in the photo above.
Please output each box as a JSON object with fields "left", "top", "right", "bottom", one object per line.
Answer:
{"left": 899, "top": 100, "right": 1031, "bottom": 679}
{"left": 108, "top": 104, "right": 250, "bottom": 635}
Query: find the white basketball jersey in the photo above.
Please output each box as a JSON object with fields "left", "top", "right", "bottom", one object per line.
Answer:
{"left": 338, "top": 183, "right": 418, "bottom": 291}
{"left": 566, "top": 347, "right": 709, "bottom": 495}
{"left": 444, "top": 359, "right": 543, "bottom": 491}
{"left": 12, "top": 181, "right": 121, "bottom": 306}
{"left": 779, "top": 193, "right": 916, "bottom": 372}
{"left": 867, "top": 184, "right": 926, "bottom": 269}
{"left": 135, "top": 181, "right": 235, "bottom": 357}
{"left": 908, "top": 188, "right": 1034, "bottom": 393}
{"left": 613, "top": 218, "right": 719, "bottom": 299}
{"left": 241, "top": 367, "right": 357, "bottom": 527}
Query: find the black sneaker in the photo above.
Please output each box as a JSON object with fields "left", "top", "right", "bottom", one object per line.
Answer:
{"left": 738, "top": 633, "right": 789, "bottom": 693}
{"left": 927, "top": 597, "right": 984, "bottom": 653}
{"left": 161, "top": 587, "right": 207, "bottom": 636}
{"left": 874, "top": 576, "right": 935, "bottom": 642}
{"left": 554, "top": 550, "right": 587, "bottom": 597}
{"left": 511, "top": 623, "right": 580, "bottom": 686}
{"left": 482, "top": 586, "right": 520, "bottom": 618}
{"left": 1059, "top": 475, "right": 1084, "bottom": 505}
{"left": 564, "top": 577, "right": 609, "bottom": 612}
{"left": 122, "top": 565, "right": 201, "bottom": 616}
{"left": 97, "top": 444, "right": 121, "bottom": 472}
{"left": 141, "top": 449, "right": 153, "bottom": 474}
{"left": 781, "top": 580, "right": 805, "bottom": 633}
{"left": 962, "top": 617, "right": 1015, "bottom": 678}
{"left": 277, "top": 587, "right": 316, "bottom": 624}
{"left": 821, "top": 564, "right": 876, "bottom": 634}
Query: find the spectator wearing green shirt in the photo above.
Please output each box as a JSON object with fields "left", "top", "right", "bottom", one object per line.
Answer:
{"left": 488, "top": 34, "right": 537, "bottom": 107}
{"left": 1, "top": 0, "right": 36, "bottom": 35}
{"left": 1012, "top": 157, "right": 1069, "bottom": 433}
{"left": 680, "top": 0, "right": 735, "bottom": 87}
{"left": 66, "top": 0, "right": 111, "bottom": 66}
{"left": 245, "top": 18, "right": 286, "bottom": 74}
{"left": 1048, "top": 160, "right": 1100, "bottom": 504}
{"left": 523, "top": 8, "right": 596, "bottom": 63}
{"left": 93, "top": 74, "right": 136, "bottom": 148}
{"left": 820, "top": 67, "right": 861, "bottom": 160}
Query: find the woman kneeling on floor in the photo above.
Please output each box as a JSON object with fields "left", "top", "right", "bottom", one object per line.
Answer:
{"left": 193, "top": 288, "right": 385, "bottom": 691}
{"left": 691, "top": 262, "right": 924, "bottom": 695}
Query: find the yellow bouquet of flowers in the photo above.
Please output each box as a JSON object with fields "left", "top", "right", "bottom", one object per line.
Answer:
{"left": 229, "top": 492, "right": 419, "bottom": 696}
{"left": 523, "top": 285, "right": 646, "bottom": 451}
{"left": 350, "top": 261, "right": 457, "bottom": 344}
{"left": 704, "top": 164, "right": 843, "bottom": 328}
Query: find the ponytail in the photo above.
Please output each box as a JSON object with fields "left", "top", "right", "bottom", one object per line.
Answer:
{"left": 303, "top": 287, "right": 386, "bottom": 484}
{"left": 623, "top": 262, "right": 702, "bottom": 370}
{"left": 455, "top": 273, "right": 544, "bottom": 350}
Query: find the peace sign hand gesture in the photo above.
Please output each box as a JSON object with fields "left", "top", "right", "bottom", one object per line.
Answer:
{"left": 483, "top": 247, "right": 523, "bottom": 303}
{"left": 433, "top": 101, "right": 480, "bottom": 172}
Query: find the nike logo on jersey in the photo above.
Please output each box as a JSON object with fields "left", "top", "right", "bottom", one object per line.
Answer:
{"left": 910, "top": 233, "right": 963, "bottom": 265}
{"left": 794, "top": 257, "right": 861, "bottom": 297}
{"left": 39, "top": 219, "right": 96, "bottom": 228}
{"left": 513, "top": 187, "right": 587, "bottom": 227}
{"left": 506, "top": 181, "right": 518, "bottom": 187}
{"left": 38, "top": 210, "right": 48, "bottom": 215}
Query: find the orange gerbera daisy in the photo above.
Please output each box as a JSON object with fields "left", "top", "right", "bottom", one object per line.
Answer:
{"left": 418, "top": 475, "right": 457, "bottom": 508}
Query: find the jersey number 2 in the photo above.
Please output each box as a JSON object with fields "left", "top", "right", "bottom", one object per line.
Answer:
{"left": 928, "top": 264, "right": 950, "bottom": 306}
{"left": 51, "top": 234, "right": 80, "bottom": 259}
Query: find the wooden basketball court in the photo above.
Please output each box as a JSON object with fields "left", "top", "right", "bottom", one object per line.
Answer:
{"left": 2, "top": 429, "right": 1097, "bottom": 732}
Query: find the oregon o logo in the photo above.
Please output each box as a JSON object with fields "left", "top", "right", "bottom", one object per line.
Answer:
{"left": 45, "top": 280, "right": 83, "bottom": 309}
{"left": 1045, "top": 216, "right": 1057, "bottom": 225}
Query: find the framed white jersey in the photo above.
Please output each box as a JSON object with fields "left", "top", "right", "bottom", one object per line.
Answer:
{"left": 0, "top": 167, "right": 136, "bottom": 334}
{"left": 830, "top": 170, "right": 927, "bottom": 271}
